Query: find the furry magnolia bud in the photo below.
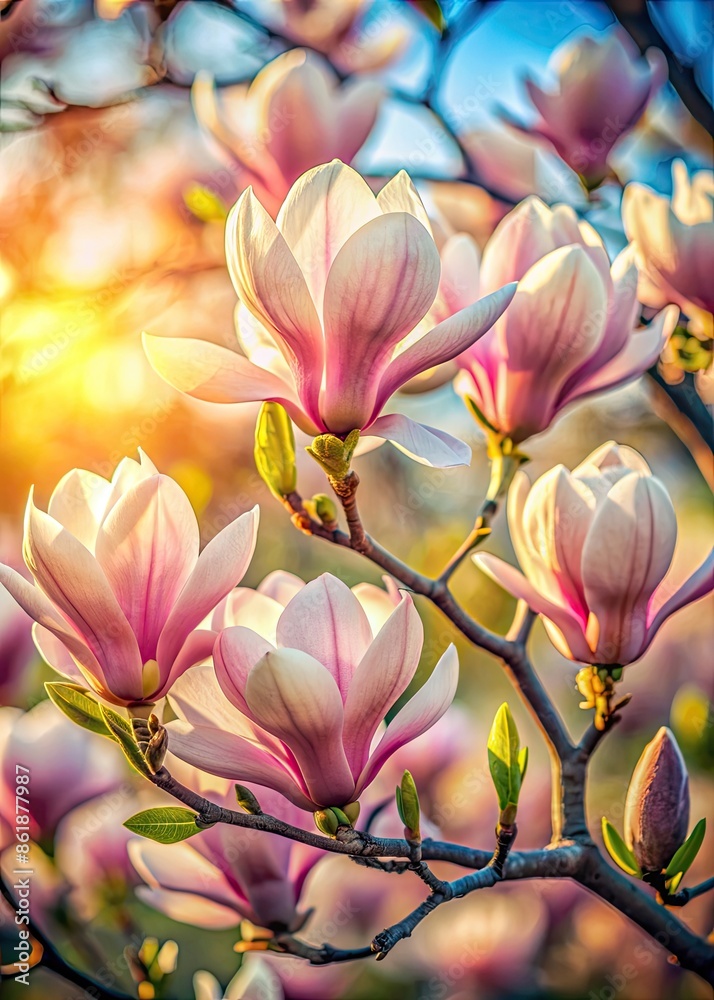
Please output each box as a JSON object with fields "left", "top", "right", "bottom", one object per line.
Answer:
{"left": 624, "top": 727, "right": 690, "bottom": 872}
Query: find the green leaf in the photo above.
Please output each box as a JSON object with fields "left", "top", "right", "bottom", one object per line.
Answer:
{"left": 601, "top": 818, "right": 642, "bottom": 877}
{"left": 100, "top": 705, "right": 151, "bottom": 776}
{"left": 124, "top": 807, "right": 201, "bottom": 844}
{"left": 664, "top": 818, "right": 706, "bottom": 880}
{"left": 518, "top": 746, "right": 529, "bottom": 781}
{"left": 487, "top": 703, "right": 522, "bottom": 811}
{"left": 45, "top": 682, "right": 111, "bottom": 738}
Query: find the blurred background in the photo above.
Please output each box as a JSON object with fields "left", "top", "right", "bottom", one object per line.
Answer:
{"left": 0, "top": 1, "right": 712, "bottom": 998}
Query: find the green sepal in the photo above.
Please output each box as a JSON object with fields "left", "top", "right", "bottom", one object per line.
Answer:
{"left": 487, "top": 703, "right": 522, "bottom": 812}
{"left": 45, "top": 682, "right": 112, "bottom": 738}
{"left": 518, "top": 746, "right": 529, "bottom": 781}
{"left": 664, "top": 818, "right": 706, "bottom": 881}
{"left": 601, "top": 818, "right": 642, "bottom": 877}
{"left": 124, "top": 807, "right": 202, "bottom": 844}
{"left": 100, "top": 705, "right": 152, "bottom": 776}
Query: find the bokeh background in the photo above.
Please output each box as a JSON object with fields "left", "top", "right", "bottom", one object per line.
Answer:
{"left": 0, "top": 1, "right": 712, "bottom": 998}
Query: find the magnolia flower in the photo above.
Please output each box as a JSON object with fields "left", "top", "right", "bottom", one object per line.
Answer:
{"left": 0, "top": 451, "right": 259, "bottom": 707}
{"left": 167, "top": 574, "right": 459, "bottom": 811}
{"left": 192, "top": 50, "right": 382, "bottom": 217}
{"left": 130, "top": 776, "right": 320, "bottom": 931}
{"left": 623, "top": 160, "right": 714, "bottom": 336}
{"left": 509, "top": 27, "right": 666, "bottom": 184}
{"left": 624, "top": 727, "right": 690, "bottom": 872}
{"left": 0, "top": 701, "right": 126, "bottom": 839}
{"left": 474, "top": 442, "right": 714, "bottom": 665}
{"left": 144, "top": 161, "right": 517, "bottom": 468}
{"left": 453, "top": 196, "right": 678, "bottom": 443}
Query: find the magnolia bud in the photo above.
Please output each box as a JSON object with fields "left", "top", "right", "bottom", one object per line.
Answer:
{"left": 624, "top": 727, "right": 690, "bottom": 872}
{"left": 313, "top": 809, "right": 340, "bottom": 837}
{"left": 235, "top": 785, "right": 263, "bottom": 815}
{"left": 312, "top": 493, "right": 338, "bottom": 526}
{"left": 306, "top": 429, "right": 360, "bottom": 480}
{"left": 254, "top": 402, "right": 297, "bottom": 500}
{"left": 396, "top": 770, "right": 421, "bottom": 842}
{"left": 144, "top": 727, "right": 168, "bottom": 774}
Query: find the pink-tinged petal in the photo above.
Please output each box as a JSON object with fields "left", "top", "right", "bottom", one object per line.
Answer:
{"left": 129, "top": 840, "right": 244, "bottom": 912}
{"left": 376, "top": 170, "right": 432, "bottom": 234}
{"left": 103, "top": 452, "right": 158, "bottom": 519}
{"left": 439, "top": 233, "right": 481, "bottom": 313}
{"left": 155, "top": 629, "right": 217, "bottom": 700}
{"left": 31, "top": 624, "right": 86, "bottom": 685}
{"left": 134, "top": 886, "right": 242, "bottom": 930}
{"left": 374, "top": 283, "right": 516, "bottom": 411}
{"left": 226, "top": 190, "right": 324, "bottom": 423}
{"left": 157, "top": 507, "right": 259, "bottom": 677}
{"left": 561, "top": 305, "right": 677, "bottom": 406}
{"left": 142, "top": 334, "right": 312, "bottom": 430}
{"left": 47, "top": 469, "right": 112, "bottom": 553}
{"left": 367, "top": 413, "right": 471, "bottom": 468}
{"left": 473, "top": 553, "right": 593, "bottom": 662}
{"left": 647, "top": 550, "right": 714, "bottom": 640}
{"left": 166, "top": 719, "right": 314, "bottom": 810}
{"left": 276, "top": 574, "right": 372, "bottom": 695}
{"left": 0, "top": 565, "right": 105, "bottom": 685}
{"left": 320, "top": 212, "right": 441, "bottom": 432}
{"left": 581, "top": 473, "right": 676, "bottom": 664}
{"left": 211, "top": 587, "right": 284, "bottom": 640}
{"left": 355, "top": 644, "right": 459, "bottom": 796}
{"left": 276, "top": 160, "right": 381, "bottom": 315}
{"left": 169, "top": 662, "right": 291, "bottom": 765}
{"left": 342, "top": 594, "right": 424, "bottom": 773}
{"left": 257, "top": 569, "right": 305, "bottom": 605}
{"left": 95, "top": 476, "right": 199, "bottom": 665}
{"left": 479, "top": 196, "right": 563, "bottom": 293}
{"left": 351, "top": 578, "right": 401, "bottom": 635}
{"left": 23, "top": 499, "right": 143, "bottom": 702}
{"left": 245, "top": 649, "right": 355, "bottom": 807}
{"left": 214, "top": 625, "right": 275, "bottom": 716}
{"left": 336, "top": 78, "right": 383, "bottom": 162}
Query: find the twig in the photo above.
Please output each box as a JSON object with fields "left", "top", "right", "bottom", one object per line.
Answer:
{"left": 666, "top": 876, "right": 714, "bottom": 907}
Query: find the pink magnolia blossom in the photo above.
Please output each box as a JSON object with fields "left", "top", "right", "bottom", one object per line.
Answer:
{"left": 0, "top": 701, "right": 126, "bottom": 839}
{"left": 623, "top": 160, "right": 714, "bottom": 337}
{"left": 143, "top": 160, "right": 516, "bottom": 468}
{"left": 474, "top": 442, "right": 714, "bottom": 666}
{"left": 508, "top": 27, "right": 666, "bottom": 185}
{"left": 453, "top": 196, "right": 678, "bottom": 443}
{"left": 129, "top": 775, "right": 320, "bottom": 932}
{"left": 0, "top": 451, "right": 259, "bottom": 707}
{"left": 167, "top": 574, "right": 459, "bottom": 811}
{"left": 192, "top": 49, "right": 382, "bottom": 218}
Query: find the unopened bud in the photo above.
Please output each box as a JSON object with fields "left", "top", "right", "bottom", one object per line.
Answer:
{"left": 254, "top": 402, "right": 297, "bottom": 500}
{"left": 306, "top": 429, "right": 360, "bottom": 480}
{"left": 144, "top": 727, "right": 168, "bottom": 774}
{"left": 235, "top": 784, "right": 263, "bottom": 815}
{"left": 624, "top": 727, "right": 689, "bottom": 872}
{"left": 342, "top": 801, "right": 361, "bottom": 825}
{"left": 395, "top": 770, "right": 421, "bottom": 842}
{"left": 312, "top": 493, "right": 338, "bottom": 526}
